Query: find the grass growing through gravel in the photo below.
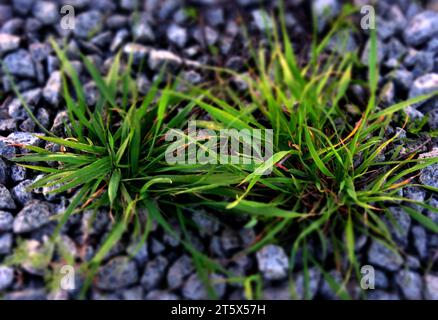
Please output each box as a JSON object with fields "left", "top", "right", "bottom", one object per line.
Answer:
{"left": 8, "top": 7, "right": 438, "bottom": 299}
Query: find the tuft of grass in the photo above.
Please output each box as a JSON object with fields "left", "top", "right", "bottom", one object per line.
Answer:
{"left": 9, "top": 6, "right": 438, "bottom": 299}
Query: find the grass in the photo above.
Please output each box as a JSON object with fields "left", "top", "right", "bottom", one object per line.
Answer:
{"left": 6, "top": 5, "right": 438, "bottom": 299}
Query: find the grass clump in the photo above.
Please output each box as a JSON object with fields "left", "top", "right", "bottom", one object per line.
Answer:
{"left": 9, "top": 7, "right": 438, "bottom": 299}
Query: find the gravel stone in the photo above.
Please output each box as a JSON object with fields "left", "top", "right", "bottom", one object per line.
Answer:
{"left": 367, "top": 290, "right": 400, "bottom": 300}
{"left": 368, "top": 240, "right": 403, "bottom": 272}
{"left": 419, "top": 163, "right": 438, "bottom": 189}
{"left": 404, "top": 11, "right": 438, "bottom": 46}
{"left": 396, "top": 270, "right": 423, "bottom": 300}
{"left": 3, "top": 49, "right": 36, "bottom": 78}
{"left": 95, "top": 256, "right": 139, "bottom": 290}
{"left": 256, "top": 244, "right": 289, "bottom": 281}
{"left": 0, "top": 158, "right": 7, "bottom": 185}
{"left": 424, "top": 274, "right": 438, "bottom": 300}
{"left": 148, "top": 49, "right": 182, "bottom": 71}
{"left": 13, "top": 200, "right": 51, "bottom": 233}
{"left": 412, "top": 226, "right": 428, "bottom": 260}
{"left": 43, "top": 71, "right": 62, "bottom": 107}
{"left": 312, "top": 0, "right": 341, "bottom": 32}
{"left": 74, "top": 11, "right": 103, "bottom": 39}
{"left": 0, "top": 33, "right": 20, "bottom": 54}
{"left": 140, "top": 255, "right": 168, "bottom": 290}
{"left": 167, "top": 255, "right": 194, "bottom": 289}
{"left": 0, "top": 138, "right": 16, "bottom": 159}
{"left": 132, "top": 18, "right": 155, "bottom": 43}
{"left": 0, "top": 233, "right": 12, "bottom": 254}
{"left": 11, "top": 180, "right": 34, "bottom": 206}
{"left": 409, "top": 73, "right": 438, "bottom": 107}
{"left": 32, "top": 1, "right": 58, "bottom": 25}
{"left": 0, "top": 266, "right": 14, "bottom": 290}
{"left": 386, "top": 207, "right": 411, "bottom": 247}
{"left": 0, "top": 210, "right": 14, "bottom": 232}
{"left": 167, "top": 24, "right": 187, "bottom": 48}
{"left": 7, "top": 88, "right": 41, "bottom": 120}
{"left": 7, "top": 132, "right": 41, "bottom": 150}
{"left": 252, "top": 9, "right": 274, "bottom": 31}
{"left": 0, "top": 184, "right": 16, "bottom": 210}
{"left": 145, "top": 290, "right": 179, "bottom": 300}
{"left": 10, "top": 164, "right": 26, "bottom": 183}
{"left": 293, "top": 267, "right": 321, "bottom": 299}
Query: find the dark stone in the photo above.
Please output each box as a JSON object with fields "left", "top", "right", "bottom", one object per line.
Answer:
{"left": 95, "top": 256, "right": 139, "bottom": 290}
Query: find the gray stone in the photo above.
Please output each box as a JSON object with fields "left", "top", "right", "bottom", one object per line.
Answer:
{"left": 0, "top": 266, "right": 14, "bottom": 290}
{"left": 140, "top": 255, "right": 168, "bottom": 290}
{"left": 412, "top": 226, "right": 427, "bottom": 260}
{"left": 428, "top": 109, "right": 438, "bottom": 130}
{"left": 0, "top": 119, "right": 17, "bottom": 132}
{"left": 377, "top": 18, "right": 397, "bottom": 40}
{"left": 12, "top": 0, "right": 35, "bottom": 15}
{"left": 3, "top": 288, "right": 47, "bottom": 300}
{"left": 391, "top": 69, "right": 413, "bottom": 92}
{"left": 106, "top": 15, "right": 128, "bottom": 29}
{"left": 192, "top": 26, "right": 219, "bottom": 47}
{"left": 0, "top": 184, "right": 16, "bottom": 210}
{"left": 396, "top": 270, "right": 423, "bottom": 300}
{"left": 132, "top": 18, "right": 155, "bottom": 43}
{"left": 0, "top": 33, "right": 20, "bottom": 54}
{"left": 409, "top": 74, "right": 438, "bottom": 107}
{"left": 426, "top": 196, "right": 438, "bottom": 224}
{"left": 312, "top": 0, "right": 341, "bottom": 32}
{"left": 424, "top": 274, "right": 438, "bottom": 300}
{"left": 43, "top": 71, "right": 62, "bottom": 107}
{"left": 0, "top": 233, "right": 12, "bottom": 254}
{"left": 0, "top": 5, "right": 12, "bottom": 26}
{"left": 205, "top": 8, "right": 224, "bottom": 27}
{"left": 13, "top": 200, "right": 51, "bottom": 233}
{"left": 145, "top": 290, "right": 179, "bottom": 300}
{"left": 328, "top": 29, "right": 358, "bottom": 54}
{"left": 74, "top": 11, "right": 103, "bottom": 39}
{"left": 182, "top": 273, "right": 208, "bottom": 300}
{"left": 386, "top": 207, "right": 411, "bottom": 247}
{"left": 32, "top": 1, "right": 58, "bottom": 25}
{"left": 192, "top": 211, "right": 220, "bottom": 236}
{"left": 293, "top": 267, "right": 321, "bottom": 299}
{"left": 121, "top": 286, "right": 143, "bottom": 300}
{"left": 0, "top": 158, "right": 7, "bottom": 185}
{"left": 110, "top": 29, "right": 129, "bottom": 52}
{"left": 404, "top": 106, "right": 424, "bottom": 122}
{"left": 252, "top": 10, "right": 274, "bottom": 32}
{"left": 126, "top": 239, "right": 148, "bottom": 265}
{"left": 120, "top": 0, "right": 138, "bottom": 10}
{"left": 7, "top": 88, "right": 41, "bottom": 120}
{"left": 405, "top": 50, "right": 435, "bottom": 77}
{"left": 0, "top": 210, "right": 13, "bottom": 232}
{"left": 367, "top": 290, "right": 400, "bottom": 300}
{"left": 404, "top": 186, "right": 425, "bottom": 210}
{"left": 95, "top": 256, "right": 139, "bottom": 290}
{"left": 374, "top": 269, "right": 389, "bottom": 289}
{"left": 368, "top": 240, "right": 403, "bottom": 271}
{"left": 419, "top": 164, "right": 438, "bottom": 189}
{"left": 7, "top": 132, "right": 41, "bottom": 153}
{"left": 11, "top": 180, "right": 34, "bottom": 206}
{"left": 166, "top": 24, "right": 187, "bottom": 48}
{"left": 3, "top": 49, "right": 36, "bottom": 78}
{"left": 167, "top": 255, "right": 194, "bottom": 289}
{"left": 256, "top": 244, "right": 289, "bottom": 281}
{"left": 406, "top": 255, "right": 421, "bottom": 270}
{"left": 220, "top": 228, "right": 241, "bottom": 253}
{"left": 0, "top": 138, "right": 16, "bottom": 159}
{"left": 0, "top": 18, "right": 23, "bottom": 35}
{"left": 404, "top": 11, "right": 438, "bottom": 46}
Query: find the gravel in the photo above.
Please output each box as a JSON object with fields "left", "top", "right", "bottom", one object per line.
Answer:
{"left": 396, "top": 270, "right": 423, "bottom": 300}
{"left": 0, "top": 210, "right": 13, "bottom": 232}
{"left": 0, "top": 266, "right": 14, "bottom": 291}
{"left": 0, "top": 33, "right": 19, "bottom": 54}
{"left": 13, "top": 200, "right": 51, "bottom": 233}
{"left": 2, "top": 49, "right": 36, "bottom": 78}
{"left": 95, "top": 256, "right": 139, "bottom": 290}
{"left": 404, "top": 11, "right": 438, "bottom": 46}
{"left": 0, "top": 184, "right": 16, "bottom": 210}
{"left": 256, "top": 245, "right": 289, "bottom": 281}
{"left": 368, "top": 240, "right": 403, "bottom": 272}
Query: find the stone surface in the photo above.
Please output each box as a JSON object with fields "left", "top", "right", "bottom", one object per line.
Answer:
{"left": 0, "top": 33, "right": 20, "bottom": 54}
{"left": 0, "top": 210, "right": 14, "bottom": 232}
{"left": 13, "top": 200, "right": 51, "bottom": 233}
{"left": 368, "top": 240, "right": 403, "bottom": 272}
{"left": 3, "top": 49, "right": 36, "bottom": 78}
{"left": 0, "top": 266, "right": 14, "bottom": 291}
{"left": 256, "top": 245, "right": 289, "bottom": 281}
{"left": 404, "top": 11, "right": 438, "bottom": 46}
{"left": 396, "top": 270, "right": 423, "bottom": 300}
{"left": 95, "top": 256, "right": 139, "bottom": 290}
{"left": 0, "top": 184, "right": 16, "bottom": 210}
